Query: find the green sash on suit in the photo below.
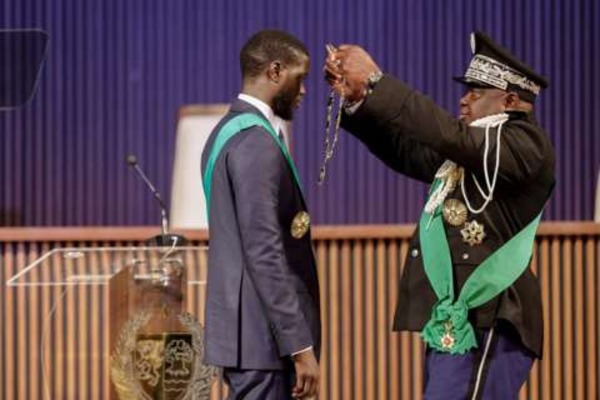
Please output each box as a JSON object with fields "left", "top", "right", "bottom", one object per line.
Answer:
{"left": 203, "top": 113, "right": 302, "bottom": 217}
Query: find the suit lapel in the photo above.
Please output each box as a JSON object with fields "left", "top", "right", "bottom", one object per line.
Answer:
{"left": 230, "top": 99, "right": 308, "bottom": 209}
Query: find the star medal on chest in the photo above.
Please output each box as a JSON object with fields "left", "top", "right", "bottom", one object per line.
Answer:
{"left": 442, "top": 198, "right": 468, "bottom": 226}
{"left": 291, "top": 211, "right": 311, "bottom": 239}
{"left": 461, "top": 220, "right": 486, "bottom": 246}
{"left": 440, "top": 320, "right": 455, "bottom": 350}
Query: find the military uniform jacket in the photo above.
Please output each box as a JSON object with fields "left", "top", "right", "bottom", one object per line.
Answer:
{"left": 341, "top": 75, "right": 555, "bottom": 357}
{"left": 201, "top": 100, "right": 321, "bottom": 369}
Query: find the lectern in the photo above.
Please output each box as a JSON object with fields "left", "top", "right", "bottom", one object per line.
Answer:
{"left": 6, "top": 245, "right": 218, "bottom": 399}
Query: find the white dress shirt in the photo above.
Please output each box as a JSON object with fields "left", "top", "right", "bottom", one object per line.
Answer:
{"left": 237, "top": 93, "right": 288, "bottom": 149}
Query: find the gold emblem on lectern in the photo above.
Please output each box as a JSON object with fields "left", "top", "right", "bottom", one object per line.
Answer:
{"left": 110, "top": 312, "right": 217, "bottom": 399}
{"left": 291, "top": 211, "right": 311, "bottom": 239}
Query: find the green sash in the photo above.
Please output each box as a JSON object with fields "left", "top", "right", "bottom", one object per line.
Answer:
{"left": 419, "top": 179, "right": 541, "bottom": 354}
{"left": 203, "top": 113, "right": 302, "bottom": 216}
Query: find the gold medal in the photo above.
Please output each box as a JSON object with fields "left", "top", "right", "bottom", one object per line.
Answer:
{"left": 291, "top": 211, "right": 310, "bottom": 239}
{"left": 461, "top": 220, "right": 486, "bottom": 246}
{"left": 442, "top": 198, "right": 468, "bottom": 226}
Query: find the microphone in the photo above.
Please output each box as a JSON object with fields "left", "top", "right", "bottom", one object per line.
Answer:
{"left": 126, "top": 154, "right": 186, "bottom": 247}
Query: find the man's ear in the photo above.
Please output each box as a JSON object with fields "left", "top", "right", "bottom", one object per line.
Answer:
{"left": 504, "top": 92, "right": 521, "bottom": 109}
{"left": 267, "top": 61, "right": 283, "bottom": 83}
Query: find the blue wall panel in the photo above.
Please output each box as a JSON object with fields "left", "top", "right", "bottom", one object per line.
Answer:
{"left": 1, "top": 0, "right": 599, "bottom": 225}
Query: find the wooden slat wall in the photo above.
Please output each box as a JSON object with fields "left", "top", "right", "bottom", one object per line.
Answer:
{"left": 1, "top": 223, "right": 599, "bottom": 399}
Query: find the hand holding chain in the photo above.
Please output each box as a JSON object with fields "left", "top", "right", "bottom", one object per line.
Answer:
{"left": 319, "top": 44, "right": 345, "bottom": 185}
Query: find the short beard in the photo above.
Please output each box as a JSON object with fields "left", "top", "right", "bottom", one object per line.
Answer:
{"left": 272, "top": 89, "right": 296, "bottom": 121}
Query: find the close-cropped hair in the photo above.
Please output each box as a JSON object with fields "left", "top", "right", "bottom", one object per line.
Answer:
{"left": 240, "top": 29, "right": 308, "bottom": 79}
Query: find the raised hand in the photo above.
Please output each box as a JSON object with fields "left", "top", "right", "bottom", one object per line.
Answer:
{"left": 324, "top": 44, "right": 381, "bottom": 103}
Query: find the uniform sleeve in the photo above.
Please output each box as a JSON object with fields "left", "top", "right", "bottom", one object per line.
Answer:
{"left": 343, "top": 75, "right": 549, "bottom": 187}
{"left": 341, "top": 106, "right": 444, "bottom": 184}
{"left": 227, "top": 127, "right": 312, "bottom": 357}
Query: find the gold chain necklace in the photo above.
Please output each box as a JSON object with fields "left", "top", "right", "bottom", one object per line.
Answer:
{"left": 318, "top": 80, "right": 345, "bottom": 185}
{"left": 318, "top": 44, "right": 345, "bottom": 185}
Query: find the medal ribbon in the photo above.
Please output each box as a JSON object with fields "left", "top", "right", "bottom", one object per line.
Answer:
{"left": 420, "top": 179, "right": 541, "bottom": 354}
{"left": 203, "top": 113, "right": 303, "bottom": 217}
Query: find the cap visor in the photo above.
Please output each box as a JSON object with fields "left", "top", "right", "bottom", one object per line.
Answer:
{"left": 452, "top": 76, "right": 494, "bottom": 89}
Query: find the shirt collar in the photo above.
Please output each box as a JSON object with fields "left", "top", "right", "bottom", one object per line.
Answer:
{"left": 237, "top": 93, "right": 284, "bottom": 134}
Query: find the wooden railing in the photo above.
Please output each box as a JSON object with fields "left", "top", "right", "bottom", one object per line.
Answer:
{"left": 1, "top": 222, "right": 598, "bottom": 399}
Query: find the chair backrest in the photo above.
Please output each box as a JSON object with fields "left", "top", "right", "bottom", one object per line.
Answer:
{"left": 169, "top": 104, "right": 228, "bottom": 229}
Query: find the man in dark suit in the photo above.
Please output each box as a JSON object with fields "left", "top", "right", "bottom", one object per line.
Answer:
{"left": 201, "top": 30, "right": 320, "bottom": 399}
{"left": 325, "top": 32, "right": 555, "bottom": 399}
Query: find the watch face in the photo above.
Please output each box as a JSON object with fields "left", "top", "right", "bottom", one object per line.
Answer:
{"left": 368, "top": 71, "right": 383, "bottom": 89}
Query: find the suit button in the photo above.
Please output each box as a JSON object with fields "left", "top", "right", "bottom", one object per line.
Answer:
{"left": 410, "top": 248, "right": 419, "bottom": 258}
{"left": 462, "top": 252, "right": 470, "bottom": 260}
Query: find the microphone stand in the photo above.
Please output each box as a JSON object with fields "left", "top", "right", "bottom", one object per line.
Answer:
{"left": 126, "top": 154, "right": 187, "bottom": 247}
